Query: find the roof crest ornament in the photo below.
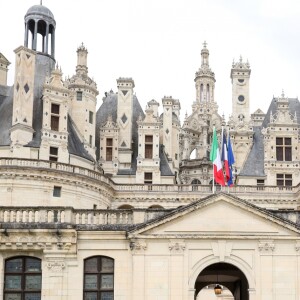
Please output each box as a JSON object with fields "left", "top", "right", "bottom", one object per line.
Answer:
{"left": 203, "top": 40, "right": 207, "bottom": 48}
{"left": 40, "top": 0, "right": 43, "bottom": 5}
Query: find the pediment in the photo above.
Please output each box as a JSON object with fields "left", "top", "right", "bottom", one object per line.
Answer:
{"left": 129, "top": 193, "right": 300, "bottom": 238}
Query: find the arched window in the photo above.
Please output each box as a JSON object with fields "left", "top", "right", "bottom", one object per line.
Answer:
{"left": 118, "top": 204, "right": 134, "bottom": 209}
{"left": 191, "top": 179, "right": 201, "bottom": 185}
{"left": 84, "top": 256, "right": 114, "bottom": 300}
{"left": 148, "top": 205, "right": 164, "bottom": 209}
{"left": 4, "top": 256, "right": 42, "bottom": 300}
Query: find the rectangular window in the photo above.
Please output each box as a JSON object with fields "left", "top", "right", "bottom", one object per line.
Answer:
{"left": 89, "top": 111, "right": 93, "bottom": 124}
{"left": 51, "top": 103, "right": 60, "bottom": 131}
{"left": 53, "top": 186, "right": 61, "bottom": 197}
{"left": 77, "top": 91, "right": 82, "bottom": 101}
{"left": 106, "top": 138, "right": 113, "bottom": 161}
{"left": 257, "top": 179, "right": 265, "bottom": 190}
{"left": 49, "top": 147, "right": 58, "bottom": 162}
{"left": 145, "top": 135, "right": 153, "bottom": 159}
{"left": 89, "top": 135, "right": 93, "bottom": 147}
{"left": 276, "top": 174, "right": 292, "bottom": 187}
{"left": 276, "top": 137, "right": 292, "bottom": 161}
{"left": 144, "top": 172, "right": 152, "bottom": 184}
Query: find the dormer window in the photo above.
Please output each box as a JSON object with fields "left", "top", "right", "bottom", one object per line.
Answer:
{"left": 51, "top": 103, "right": 60, "bottom": 131}
{"left": 145, "top": 135, "right": 153, "bottom": 159}
{"left": 276, "top": 137, "right": 291, "bottom": 161}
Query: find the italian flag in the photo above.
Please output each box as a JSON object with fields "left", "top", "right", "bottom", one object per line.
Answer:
{"left": 210, "top": 128, "right": 225, "bottom": 186}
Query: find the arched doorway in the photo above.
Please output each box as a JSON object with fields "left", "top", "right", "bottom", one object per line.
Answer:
{"left": 194, "top": 263, "right": 249, "bottom": 300}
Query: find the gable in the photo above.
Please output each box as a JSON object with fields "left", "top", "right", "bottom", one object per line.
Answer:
{"left": 132, "top": 195, "right": 299, "bottom": 238}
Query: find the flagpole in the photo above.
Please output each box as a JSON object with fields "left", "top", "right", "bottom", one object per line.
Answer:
{"left": 212, "top": 127, "right": 215, "bottom": 194}
{"left": 221, "top": 126, "right": 224, "bottom": 193}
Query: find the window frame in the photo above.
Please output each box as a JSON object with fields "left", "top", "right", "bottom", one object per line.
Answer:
{"left": 50, "top": 103, "right": 60, "bottom": 131}
{"left": 89, "top": 111, "right": 93, "bottom": 124}
{"left": 144, "top": 135, "right": 153, "bottom": 159}
{"left": 77, "top": 91, "right": 83, "bottom": 101}
{"left": 276, "top": 137, "right": 292, "bottom": 161}
{"left": 4, "top": 256, "right": 42, "bottom": 300}
{"left": 83, "top": 256, "right": 114, "bottom": 300}
{"left": 144, "top": 172, "right": 153, "bottom": 184}
{"left": 49, "top": 146, "right": 58, "bottom": 162}
{"left": 276, "top": 173, "right": 292, "bottom": 187}
{"left": 106, "top": 138, "right": 113, "bottom": 161}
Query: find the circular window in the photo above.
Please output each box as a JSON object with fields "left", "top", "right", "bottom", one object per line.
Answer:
{"left": 238, "top": 79, "right": 244, "bottom": 83}
{"left": 238, "top": 95, "right": 245, "bottom": 102}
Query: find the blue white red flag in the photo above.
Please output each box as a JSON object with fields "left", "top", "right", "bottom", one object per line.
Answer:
{"left": 227, "top": 135, "right": 235, "bottom": 186}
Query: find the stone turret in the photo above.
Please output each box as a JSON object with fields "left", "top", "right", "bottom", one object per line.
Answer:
{"left": 67, "top": 43, "right": 98, "bottom": 159}
{"left": 0, "top": 53, "right": 10, "bottom": 86}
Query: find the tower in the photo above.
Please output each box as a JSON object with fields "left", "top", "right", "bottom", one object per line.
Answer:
{"left": 67, "top": 43, "right": 98, "bottom": 158}
{"left": 231, "top": 56, "right": 251, "bottom": 123}
{"left": 0, "top": 53, "right": 10, "bottom": 86}
{"left": 10, "top": 4, "right": 56, "bottom": 151}
{"left": 194, "top": 41, "right": 216, "bottom": 105}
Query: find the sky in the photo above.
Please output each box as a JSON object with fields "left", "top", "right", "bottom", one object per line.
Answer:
{"left": 1, "top": 0, "right": 300, "bottom": 122}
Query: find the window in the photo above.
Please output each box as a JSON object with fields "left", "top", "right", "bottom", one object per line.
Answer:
{"left": 77, "top": 91, "right": 82, "bottom": 101}
{"left": 84, "top": 256, "right": 114, "bottom": 300}
{"left": 89, "top": 135, "right": 93, "bottom": 147}
{"left": 144, "top": 172, "right": 152, "bottom": 184}
{"left": 145, "top": 135, "right": 153, "bottom": 159}
{"left": 89, "top": 111, "right": 93, "bottom": 124}
{"left": 4, "top": 256, "right": 42, "bottom": 300}
{"left": 276, "top": 137, "right": 292, "bottom": 161}
{"left": 53, "top": 186, "right": 61, "bottom": 197}
{"left": 257, "top": 179, "right": 265, "bottom": 190}
{"left": 49, "top": 147, "right": 58, "bottom": 161}
{"left": 51, "top": 103, "right": 60, "bottom": 131}
{"left": 106, "top": 138, "right": 113, "bottom": 161}
{"left": 277, "top": 174, "right": 292, "bottom": 187}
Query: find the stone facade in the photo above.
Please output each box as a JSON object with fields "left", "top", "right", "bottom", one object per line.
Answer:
{"left": 0, "top": 3, "right": 300, "bottom": 300}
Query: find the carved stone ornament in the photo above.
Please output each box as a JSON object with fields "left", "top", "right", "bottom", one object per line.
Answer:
{"left": 129, "top": 239, "right": 147, "bottom": 253}
{"left": 168, "top": 240, "right": 185, "bottom": 254}
{"left": 258, "top": 240, "right": 275, "bottom": 252}
{"left": 47, "top": 260, "right": 66, "bottom": 272}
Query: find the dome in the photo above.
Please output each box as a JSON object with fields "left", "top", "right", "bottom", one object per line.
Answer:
{"left": 25, "top": 5, "right": 55, "bottom": 20}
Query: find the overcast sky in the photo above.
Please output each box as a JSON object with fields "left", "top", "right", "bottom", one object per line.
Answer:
{"left": 1, "top": 0, "right": 300, "bottom": 122}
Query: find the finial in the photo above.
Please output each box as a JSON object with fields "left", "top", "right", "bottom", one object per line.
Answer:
{"left": 239, "top": 55, "right": 242, "bottom": 63}
{"left": 203, "top": 41, "right": 207, "bottom": 48}
{"left": 281, "top": 89, "right": 285, "bottom": 98}
{"left": 40, "top": 0, "right": 43, "bottom": 5}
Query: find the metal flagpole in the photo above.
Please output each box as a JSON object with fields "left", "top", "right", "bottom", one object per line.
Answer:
{"left": 212, "top": 127, "right": 215, "bottom": 194}
{"left": 227, "top": 127, "right": 230, "bottom": 194}
{"left": 221, "top": 126, "right": 224, "bottom": 193}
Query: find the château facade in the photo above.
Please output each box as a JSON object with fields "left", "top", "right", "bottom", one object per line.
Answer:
{"left": 0, "top": 3, "right": 299, "bottom": 300}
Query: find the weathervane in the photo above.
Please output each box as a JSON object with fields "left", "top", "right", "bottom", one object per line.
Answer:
{"left": 203, "top": 41, "right": 207, "bottom": 48}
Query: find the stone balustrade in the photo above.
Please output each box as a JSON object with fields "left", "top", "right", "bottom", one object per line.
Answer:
{"left": 0, "top": 207, "right": 134, "bottom": 226}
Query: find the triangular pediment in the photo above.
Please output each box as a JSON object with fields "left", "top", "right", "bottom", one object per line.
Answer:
{"left": 0, "top": 52, "right": 10, "bottom": 65}
{"left": 129, "top": 193, "right": 300, "bottom": 238}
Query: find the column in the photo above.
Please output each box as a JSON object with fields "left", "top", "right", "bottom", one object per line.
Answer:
{"left": 51, "top": 28, "right": 55, "bottom": 57}
{"left": 44, "top": 23, "right": 49, "bottom": 54}
{"left": 24, "top": 22, "right": 29, "bottom": 47}
{"left": 33, "top": 20, "right": 38, "bottom": 50}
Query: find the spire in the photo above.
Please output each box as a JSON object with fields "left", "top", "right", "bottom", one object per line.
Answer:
{"left": 201, "top": 41, "right": 210, "bottom": 67}
{"left": 76, "top": 43, "right": 88, "bottom": 76}
{"left": 40, "top": 0, "right": 43, "bottom": 5}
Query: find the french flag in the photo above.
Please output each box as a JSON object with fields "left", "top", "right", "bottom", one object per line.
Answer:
{"left": 221, "top": 131, "right": 230, "bottom": 183}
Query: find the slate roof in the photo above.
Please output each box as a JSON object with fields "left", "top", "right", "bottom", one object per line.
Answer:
{"left": 240, "top": 97, "right": 300, "bottom": 177}
{"left": 0, "top": 85, "right": 13, "bottom": 145}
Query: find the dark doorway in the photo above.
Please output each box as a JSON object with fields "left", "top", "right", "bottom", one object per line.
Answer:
{"left": 194, "top": 262, "right": 249, "bottom": 300}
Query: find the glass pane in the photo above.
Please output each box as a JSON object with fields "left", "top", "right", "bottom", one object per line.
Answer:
{"left": 101, "top": 292, "right": 114, "bottom": 300}
{"left": 24, "top": 293, "right": 41, "bottom": 300}
{"left": 285, "top": 148, "right": 292, "bottom": 161}
{"left": 85, "top": 258, "right": 98, "bottom": 272}
{"left": 276, "top": 137, "right": 283, "bottom": 145}
{"left": 25, "top": 275, "right": 42, "bottom": 290}
{"left": 101, "top": 275, "right": 113, "bottom": 289}
{"left": 84, "top": 292, "right": 98, "bottom": 300}
{"left": 6, "top": 259, "right": 23, "bottom": 272}
{"left": 85, "top": 275, "right": 98, "bottom": 290}
{"left": 276, "top": 147, "right": 283, "bottom": 161}
{"left": 101, "top": 258, "right": 114, "bottom": 273}
{"left": 285, "top": 138, "right": 291, "bottom": 145}
{"left": 5, "top": 276, "right": 21, "bottom": 290}
{"left": 4, "top": 294, "right": 21, "bottom": 300}
{"left": 286, "top": 174, "right": 292, "bottom": 179}
{"left": 25, "top": 258, "right": 41, "bottom": 272}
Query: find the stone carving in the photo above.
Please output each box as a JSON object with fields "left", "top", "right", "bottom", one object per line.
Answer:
{"left": 129, "top": 239, "right": 147, "bottom": 253}
{"left": 168, "top": 240, "right": 185, "bottom": 254}
{"left": 47, "top": 260, "right": 66, "bottom": 272}
{"left": 295, "top": 241, "right": 300, "bottom": 252}
{"left": 258, "top": 240, "right": 275, "bottom": 252}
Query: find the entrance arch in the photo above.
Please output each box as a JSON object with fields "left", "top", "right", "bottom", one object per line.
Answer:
{"left": 194, "top": 263, "right": 249, "bottom": 300}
